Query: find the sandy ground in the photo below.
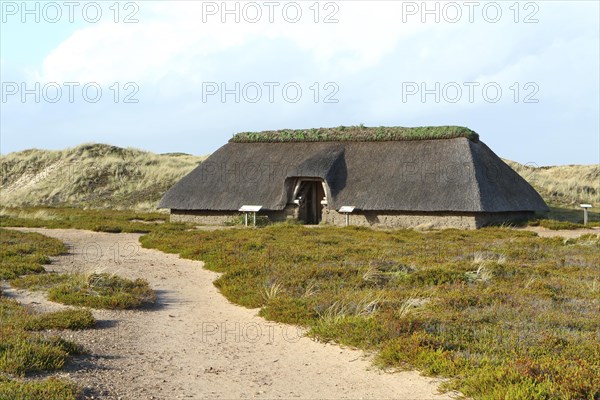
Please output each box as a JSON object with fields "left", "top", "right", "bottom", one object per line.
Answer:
{"left": 5, "top": 228, "right": 455, "bottom": 400}
{"left": 518, "top": 226, "right": 600, "bottom": 238}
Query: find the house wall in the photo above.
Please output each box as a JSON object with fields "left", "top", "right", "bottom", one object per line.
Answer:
{"left": 169, "top": 210, "right": 238, "bottom": 225}
{"left": 321, "top": 208, "right": 535, "bottom": 229}
{"left": 170, "top": 208, "right": 535, "bottom": 229}
{"left": 169, "top": 207, "right": 297, "bottom": 225}
{"left": 269, "top": 205, "right": 299, "bottom": 221}
{"left": 321, "top": 208, "right": 478, "bottom": 229}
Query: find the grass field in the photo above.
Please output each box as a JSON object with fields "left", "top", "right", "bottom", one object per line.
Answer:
{"left": 140, "top": 225, "right": 600, "bottom": 399}
{"left": 1, "top": 208, "right": 599, "bottom": 399}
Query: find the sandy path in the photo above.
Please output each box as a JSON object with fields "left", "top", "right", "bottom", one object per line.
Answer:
{"left": 7, "top": 228, "right": 453, "bottom": 400}
{"left": 518, "top": 226, "right": 600, "bottom": 238}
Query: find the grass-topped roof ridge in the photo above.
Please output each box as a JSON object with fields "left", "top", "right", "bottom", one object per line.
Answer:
{"left": 230, "top": 125, "right": 479, "bottom": 143}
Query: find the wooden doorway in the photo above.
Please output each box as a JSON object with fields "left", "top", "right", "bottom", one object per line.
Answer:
{"left": 295, "top": 179, "right": 325, "bottom": 224}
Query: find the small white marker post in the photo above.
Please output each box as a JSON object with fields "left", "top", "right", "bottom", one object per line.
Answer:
{"left": 580, "top": 204, "right": 592, "bottom": 226}
{"left": 239, "top": 205, "right": 263, "bottom": 227}
{"left": 338, "top": 206, "right": 356, "bottom": 227}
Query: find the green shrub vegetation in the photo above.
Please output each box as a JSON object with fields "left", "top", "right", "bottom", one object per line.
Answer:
{"left": 22, "top": 308, "right": 96, "bottom": 331}
{"left": 0, "top": 329, "right": 83, "bottom": 375}
{"left": 529, "top": 219, "right": 591, "bottom": 230}
{"left": 141, "top": 225, "right": 600, "bottom": 399}
{"left": 0, "top": 377, "right": 81, "bottom": 400}
{"left": 0, "top": 229, "right": 66, "bottom": 279}
{"left": 0, "top": 206, "right": 173, "bottom": 233}
{"left": 12, "top": 273, "right": 156, "bottom": 310}
{"left": 1, "top": 228, "right": 154, "bottom": 399}
{"left": 1, "top": 205, "right": 598, "bottom": 399}
{"left": 231, "top": 125, "right": 479, "bottom": 143}
{"left": 0, "top": 229, "right": 94, "bottom": 398}
{"left": 1, "top": 298, "right": 95, "bottom": 332}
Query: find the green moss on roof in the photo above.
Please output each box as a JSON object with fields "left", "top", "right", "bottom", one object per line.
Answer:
{"left": 230, "top": 126, "right": 479, "bottom": 143}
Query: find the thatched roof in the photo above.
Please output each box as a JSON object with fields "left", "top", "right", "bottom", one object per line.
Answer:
{"left": 231, "top": 125, "right": 479, "bottom": 143}
{"left": 159, "top": 137, "right": 548, "bottom": 213}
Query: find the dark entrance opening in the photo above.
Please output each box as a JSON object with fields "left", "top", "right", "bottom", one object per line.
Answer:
{"left": 295, "top": 180, "right": 325, "bottom": 225}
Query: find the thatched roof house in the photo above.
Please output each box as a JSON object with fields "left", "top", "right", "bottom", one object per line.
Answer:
{"left": 159, "top": 126, "right": 548, "bottom": 229}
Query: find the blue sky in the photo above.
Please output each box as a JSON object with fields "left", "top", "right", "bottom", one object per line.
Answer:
{"left": 1, "top": 0, "right": 599, "bottom": 166}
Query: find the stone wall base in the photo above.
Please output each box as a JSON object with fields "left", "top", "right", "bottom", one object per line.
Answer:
{"left": 170, "top": 210, "right": 238, "bottom": 225}
{"left": 170, "top": 208, "right": 535, "bottom": 229}
{"left": 322, "top": 208, "right": 472, "bottom": 229}
{"left": 322, "top": 209, "right": 534, "bottom": 229}
{"left": 170, "top": 208, "right": 296, "bottom": 225}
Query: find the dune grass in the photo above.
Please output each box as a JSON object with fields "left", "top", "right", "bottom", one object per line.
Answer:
{"left": 0, "top": 143, "right": 204, "bottom": 210}
{"left": 231, "top": 125, "right": 479, "bottom": 143}
{"left": 140, "top": 225, "right": 600, "bottom": 399}
{"left": 505, "top": 161, "right": 599, "bottom": 209}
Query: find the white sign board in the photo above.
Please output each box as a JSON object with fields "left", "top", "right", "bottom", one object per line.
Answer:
{"left": 239, "top": 205, "right": 263, "bottom": 212}
{"left": 580, "top": 204, "right": 592, "bottom": 208}
{"left": 339, "top": 206, "right": 356, "bottom": 213}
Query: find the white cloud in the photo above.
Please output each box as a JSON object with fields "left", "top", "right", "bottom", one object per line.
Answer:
{"left": 5, "top": 1, "right": 598, "bottom": 164}
{"left": 36, "top": 1, "right": 433, "bottom": 84}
